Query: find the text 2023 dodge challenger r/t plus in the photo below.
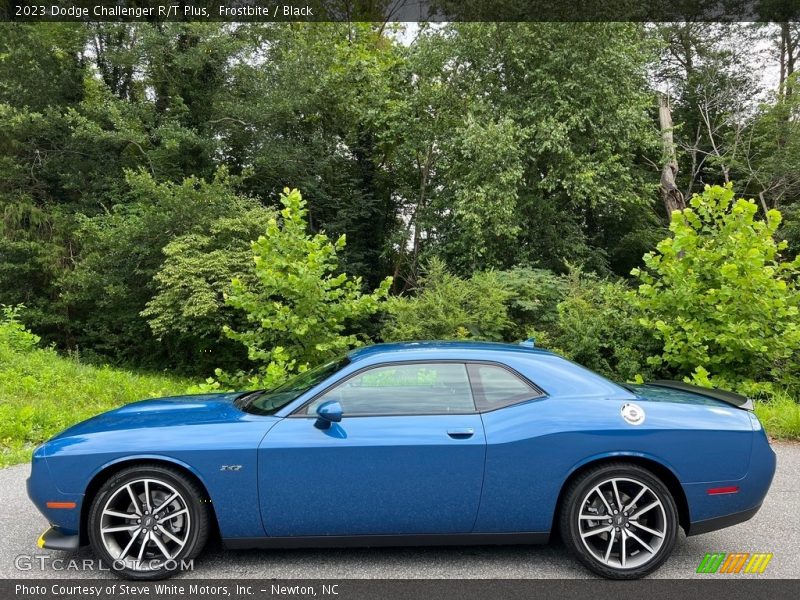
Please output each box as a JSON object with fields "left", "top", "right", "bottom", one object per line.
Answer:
{"left": 27, "top": 341, "right": 775, "bottom": 579}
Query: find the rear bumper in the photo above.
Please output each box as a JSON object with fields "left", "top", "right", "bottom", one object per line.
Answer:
{"left": 684, "top": 429, "right": 776, "bottom": 535}
{"left": 687, "top": 503, "right": 762, "bottom": 536}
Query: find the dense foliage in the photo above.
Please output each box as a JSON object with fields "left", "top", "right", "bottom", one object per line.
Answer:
{"left": 0, "top": 22, "right": 664, "bottom": 372}
{"left": 385, "top": 185, "right": 800, "bottom": 398}
{"left": 1, "top": 22, "right": 800, "bottom": 424}
{"left": 546, "top": 275, "right": 660, "bottom": 382}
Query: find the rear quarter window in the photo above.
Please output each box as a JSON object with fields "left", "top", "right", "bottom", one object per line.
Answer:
{"left": 468, "top": 363, "right": 543, "bottom": 411}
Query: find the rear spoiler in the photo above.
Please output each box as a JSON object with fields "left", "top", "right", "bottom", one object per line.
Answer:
{"left": 646, "top": 380, "right": 754, "bottom": 411}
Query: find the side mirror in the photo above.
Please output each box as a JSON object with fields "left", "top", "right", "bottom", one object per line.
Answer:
{"left": 314, "top": 400, "right": 343, "bottom": 430}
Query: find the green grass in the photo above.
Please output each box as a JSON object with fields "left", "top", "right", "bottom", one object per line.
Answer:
{"left": 0, "top": 343, "right": 192, "bottom": 467}
{"left": 754, "top": 393, "right": 800, "bottom": 440}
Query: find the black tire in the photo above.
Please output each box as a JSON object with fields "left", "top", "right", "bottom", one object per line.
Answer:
{"left": 559, "top": 462, "right": 679, "bottom": 579}
{"left": 88, "top": 464, "right": 210, "bottom": 580}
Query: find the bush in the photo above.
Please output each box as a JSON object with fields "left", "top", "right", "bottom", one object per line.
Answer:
{"left": 141, "top": 201, "right": 274, "bottom": 374}
{"left": 380, "top": 262, "right": 658, "bottom": 384}
{"left": 0, "top": 305, "right": 40, "bottom": 352}
{"left": 632, "top": 184, "right": 800, "bottom": 395}
{"left": 492, "top": 267, "right": 568, "bottom": 338}
{"left": 60, "top": 168, "right": 269, "bottom": 372}
{"left": 381, "top": 258, "right": 513, "bottom": 342}
{"left": 221, "top": 188, "right": 391, "bottom": 389}
{"left": 548, "top": 272, "right": 660, "bottom": 382}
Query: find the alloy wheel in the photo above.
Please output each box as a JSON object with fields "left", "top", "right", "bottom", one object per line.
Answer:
{"left": 576, "top": 476, "right": 667, "bottom": 570}
{"left": 99, "top": 478, "right": 191, "bottom": 571}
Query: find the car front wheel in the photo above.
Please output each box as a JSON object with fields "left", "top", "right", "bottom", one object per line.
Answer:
{"left": 560, "top": 462, "right": 679, "bottom": 579}
{"left": 88, "top": 464, "right": 209, "bottom": 580}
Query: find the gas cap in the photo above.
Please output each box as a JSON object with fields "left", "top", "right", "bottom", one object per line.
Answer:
{"left": 621, "top": 403, "right": 645, "bottom": 425}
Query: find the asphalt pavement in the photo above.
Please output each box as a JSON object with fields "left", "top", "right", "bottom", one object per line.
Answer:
{"left": 1, "top": 443, "right": 797, "bottom": 579}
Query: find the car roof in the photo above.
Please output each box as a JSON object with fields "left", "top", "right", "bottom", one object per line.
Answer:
{"left": 346, "top": 340, "right": 555, "bottom": 363}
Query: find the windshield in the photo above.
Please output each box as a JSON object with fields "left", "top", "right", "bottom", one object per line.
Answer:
{"left": 237, "top": 356, "right": 350, "bottom": 416}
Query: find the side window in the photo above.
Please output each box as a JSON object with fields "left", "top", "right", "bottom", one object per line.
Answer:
{"left": 468, "top": 364, "right": 541, "bottom": 411}
{"left": 303, "top": 363, "right": 475, "bottom": 416}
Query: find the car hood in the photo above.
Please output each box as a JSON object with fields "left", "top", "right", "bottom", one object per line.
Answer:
{"left": 49, "top": 392, "right": 249, "bottom": 440}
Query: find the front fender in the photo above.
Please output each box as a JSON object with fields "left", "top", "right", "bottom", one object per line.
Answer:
{"left": 35, "top": 418, "right": 278, "bottom": 539}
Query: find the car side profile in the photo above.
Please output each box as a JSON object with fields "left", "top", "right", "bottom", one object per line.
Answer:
{"left": 28, "top": 341, "right": 776, "bottom": 579}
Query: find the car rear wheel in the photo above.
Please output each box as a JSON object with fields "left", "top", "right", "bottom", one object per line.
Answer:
{"left": 88, "top": 464, "right": 209, "bottom": 580}
{"left": 560, "top": 463, "right": 679, "bottom": 579}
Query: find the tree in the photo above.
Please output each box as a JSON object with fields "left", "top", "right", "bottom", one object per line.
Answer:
{"left": 4, "top": 20, "right": 799, "bottom": 380}
{"left": 0, "top": 22, "right": 251, "bottom": 356}
{"left": 775, "top": 21, "right": 800, "bottom": 98}
{"left": 733, "top": 85, "right": 800, "bottom": 219}
{"left": 223, "top": 188, "right": 392, "bottom": 388}
{"left": 141, "top": 201, "right": 274, "bottom": 374}
{"left": 658, "top": 94, "right": 686, "bottom": 214}
{"left": 216, "top": 22, "right": 406, "bottom": 286}
{"left": 632, "top": 184, "right": 800, "bottom": 395}
{"left": 0, "top": 24, "right": 89, "bottom": 341}
{"left": 398, "top": 23, "right": 660, "bottom": 277}
{"left": 652, "top": 23, "right": 764, "bottom": 199}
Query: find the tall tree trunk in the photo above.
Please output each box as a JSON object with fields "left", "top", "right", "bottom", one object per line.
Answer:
{"left": 659, "top": 94, "right": 686, "bottom": 215}
{"left": 758, "top": 191, "right": 770, "bottom": 216}
{"left": 781, "top": 23, "right": 796, "bottom": 98}
{"left": 779, "top": 24, "right": 787, "bottom": 96}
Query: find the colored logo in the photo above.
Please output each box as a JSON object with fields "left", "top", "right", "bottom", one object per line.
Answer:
{"left": 697, "top": 552, "right": 773, "bottom": 574}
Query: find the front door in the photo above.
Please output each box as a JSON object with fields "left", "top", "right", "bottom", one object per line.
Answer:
{"left": 258, "top": 362, "right": 486, "bottom": 536}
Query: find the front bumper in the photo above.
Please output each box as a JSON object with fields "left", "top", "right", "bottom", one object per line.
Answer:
{"left": 37, "top": 526, "right": 80, "bottom": 551}
{"left": 27, "top": 449, "right": 83, "bottom": 537}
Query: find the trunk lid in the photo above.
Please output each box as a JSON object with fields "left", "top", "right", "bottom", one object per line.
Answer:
{"left": 637, "top": 380, "right": 753, "bottom": 411}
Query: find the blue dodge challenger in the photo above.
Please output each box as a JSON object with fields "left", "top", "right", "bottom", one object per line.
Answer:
{"left": 28, "top": 341, "right": 776, "bottom": 579}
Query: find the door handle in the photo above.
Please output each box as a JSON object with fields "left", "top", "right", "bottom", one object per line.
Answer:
{"left": 447, "top": 428, "right": 475, "bottom": 439}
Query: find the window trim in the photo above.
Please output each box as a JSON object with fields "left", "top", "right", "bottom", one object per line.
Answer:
{"left": 289, "top": 359, "right": 546, "bottom": 418}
